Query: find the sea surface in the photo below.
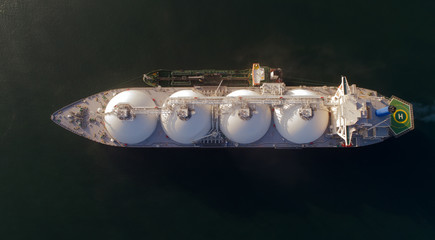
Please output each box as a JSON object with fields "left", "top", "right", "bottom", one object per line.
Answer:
{"left": 1, "top": 0, "right": 435, "bottom": 239}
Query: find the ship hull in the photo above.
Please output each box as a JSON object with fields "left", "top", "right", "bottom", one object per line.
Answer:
{"left": 51, "top": 83, "right": 407, "bottom": 148}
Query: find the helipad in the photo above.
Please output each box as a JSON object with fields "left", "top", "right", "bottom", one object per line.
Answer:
{"left": 389, "top": 96, "right": 414, "bottom": 136}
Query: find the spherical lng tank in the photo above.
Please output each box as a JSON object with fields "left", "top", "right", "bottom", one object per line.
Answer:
{"left": 273, "top": 89, "right": 329, "bottom": 144}
{"left": 161, "top": 90, "right": 211, "bottom": 144}
{"left": 219, "top": 90, "right": 271, "bottom": 144}
{"left": 104, "top": 90, "right": 158, "bottom": 144}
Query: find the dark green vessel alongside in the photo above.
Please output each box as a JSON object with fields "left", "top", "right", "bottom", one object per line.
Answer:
{"left": 143, "top": 63, "right": 283, "bottom": 87}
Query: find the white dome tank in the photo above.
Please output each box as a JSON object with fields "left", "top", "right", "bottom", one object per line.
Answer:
{"left": 219, "top": 90, "right": 271, "bottom": 144}
{"left": 274, "top": 89, "right": 329, "bottom": 144}
{"left": 161, "top": 90, "right": 211, "bottom": 144}
{"left": 104, "top": 90, "right": 158, "bottom": 144}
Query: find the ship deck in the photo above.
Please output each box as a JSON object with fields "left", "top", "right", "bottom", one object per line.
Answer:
{"left": 51, "top": 84, "right": 395, "bottom": 148}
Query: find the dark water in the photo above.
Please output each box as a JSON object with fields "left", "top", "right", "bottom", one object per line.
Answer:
{"left": 1, "top": 0, "right": 435, "bottom": 239}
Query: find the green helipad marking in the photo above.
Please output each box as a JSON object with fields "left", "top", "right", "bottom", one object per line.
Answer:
{"left": 389, "top": 96, "right": 414, "bottom": 136}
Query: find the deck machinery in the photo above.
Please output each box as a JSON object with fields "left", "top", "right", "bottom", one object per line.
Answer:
{"left": 51, "top": 63, "right": 414, "bottom": 148}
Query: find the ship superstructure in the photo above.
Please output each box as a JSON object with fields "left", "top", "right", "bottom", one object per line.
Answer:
{"left": 51, "top": 64, "right": 414, "bottom": 148}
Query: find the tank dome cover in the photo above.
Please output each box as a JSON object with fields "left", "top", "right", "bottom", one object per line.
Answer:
{"left": 219, "top": 90, "right": 271, "bottom": 144}
{"left": 274, "top": 89, "right": 328, "bottom": 144}
{"left": 104, "top": 90, "right": 158, "bottom": 144}
{"left": 161, "top": 90, "right": 211, "bottom": 144}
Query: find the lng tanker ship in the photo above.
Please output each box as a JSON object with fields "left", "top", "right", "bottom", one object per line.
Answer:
{"left": 51, "top": 63, "right": 414, "bottom": 148}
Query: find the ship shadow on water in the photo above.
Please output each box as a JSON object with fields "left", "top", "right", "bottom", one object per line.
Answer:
{"left": 96, "top": 129, "right": 434, "bottom": 223}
